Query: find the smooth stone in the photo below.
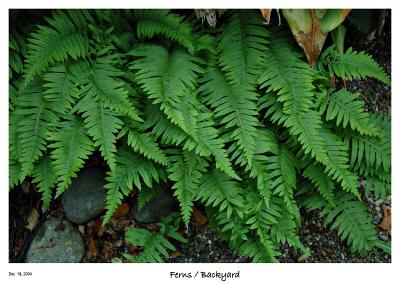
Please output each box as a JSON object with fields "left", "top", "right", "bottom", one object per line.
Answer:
{"left": 25, "top": 217, "right": 85, "bottom": 263}
{"left": 131, "top": 190, "right": 179, "bottom": 223}
{"left": 62, "top": 167, "right": 107, "bottom": 224}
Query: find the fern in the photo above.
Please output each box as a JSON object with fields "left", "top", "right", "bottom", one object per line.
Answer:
{"left": 124, "top": 212, "right": 187, "bottom": 263}
{"left": 199, "top": 67, "right": 260, "bottom": 167}
{"left": 319, "top": 89, "right": 379, "bottom": 136}
{"left": 133, "top": 10, "right": 195, "bottom": 54}
{"left": 10, "top": 9, "right": 391, "bottom": 262}
{"left": 32, "top": 153, "right": 57, "bottom": 208}
{"left": 195, "top": 168, "right": 245, "bottom": 218}
{"left": 22, "top": 10, "right": 89, "bottom": 88}
{"left": 103, "top": 146, "right": 167, "bottom": 225}
{"left": 320, "top": 46, "right": 390, "bottom": 85}
{"left": 129, "top": 44, "right": 202, "bottom": 137}
{"left": 168, "top": 150, "right": 208, "bottom": 226}
{"left": 48, "top": 115, "right": 94, "bottom": 198}
{"left": 75, "top": 91, "right": 123, "bottom": 171}
{"left": 321, "top": 192, "right": 377, "bottom": 253}
{"left": 14, "top": 83, "right": 59, "bottom": 176}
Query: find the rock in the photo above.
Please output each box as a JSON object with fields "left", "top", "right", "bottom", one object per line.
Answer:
{"left": 131, "top": 190, "right": 179, "bottom": 223}
{"left": 25, "top": 217, "right": 85, "bottom": 263}
{"left": 62, "top": 167, "right": 107, "bottom": 224}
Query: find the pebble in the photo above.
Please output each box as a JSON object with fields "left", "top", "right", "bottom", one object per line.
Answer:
{"left": 25, "top": 217, "right": 85, "bottom": 263}
{"left": 62, "top": 167, "right": 107, "bottom": 224}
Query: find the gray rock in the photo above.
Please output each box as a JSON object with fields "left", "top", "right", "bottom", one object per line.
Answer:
{"left": 25, "top": 217, "right": 85, "bottom": 263}
{"left": 62, "top": 167, "right": 107, "bottom": 224}
{"left": 131, "top": 190, "right": 179, "bottom": 223}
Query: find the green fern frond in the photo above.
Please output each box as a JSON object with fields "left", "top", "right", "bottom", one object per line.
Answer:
{"left": 42, "top": 64, "right": 81, "bottom": 115}
{"left": 199, "top": 67, "right": 260, "bottom": 166}
{"left": 321, "top": 192, "right": 377, "bottom": 254}
{"left": 347, "top": 131, "right": 391, "bottom": 173}
{"left": 48, "top": 115, "right": 94, "bottom": 198}
{"left": 320, "top": 46, "right": 390, "bottom": 85}
{"left": 218, "top": 10, "right": 269, "bottom": 85}
{"left": 76, "top": 92, "right": 123, "bottom": 171}
{"left": 245, "top": 193, "right": 282, "bottom": 231}
{"left": 14, "top": 83, "right": 59, "bottom": 176}
{"left": 103, "top": 146, "right": 167, "bottom": 225}
{"left": 320, "top": 89, "right": 379, "bottom": 136}
{"left": 168, "top": 150, "right": 208, "bottom": 227}
{"left": 119, "top": 117, "right": 169, "bottom": 166}
{"left": 239, "top": 235, "right": 280, "bottom": 263}
{"left": 364, "top": 175, "right": 391, "bottom": 200}
{"left": 284, "top": 111, "right": 328, "bottom": 164}
{"left": 303, "top": 163, "right": 336, "bottom": 207}
{"left": 124, "top": 228, "right": 175, "bottom": 263}
{"left": 22, "top": 10, "right": 89, "bottom": 88}
{"left": 259, "top": 34, "right": 316, "bottom": 115}
{"left": 86, "top": 55, "right": 142, "bottom": 121}
{"left": 319, "top": 128, "right": 360, "bottom": 197}
{"left": 129, "top": 44, "right": 203, "bottom": 137}
{"left": 32, "top": 153, "right": 57, "bottom": 208}
{"left": 196, "top": 168, "right": 245, "bottom": 218}
{"left": 133, "top": 9, "right": 195, "bottom": 54}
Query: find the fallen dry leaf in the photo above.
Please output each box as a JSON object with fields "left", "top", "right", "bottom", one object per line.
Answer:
{"left": 113, "top": 203, "right": 130, "bottom": 219}
{"left": 379, "top": 207, "right": 391, "bottom": 231}
{"left": 25, "top": 208, "right": 39, "bottom": 231}
{"left": 169, "top": 252, "right": 182, "bottom": 259}
{"left": 193, "top": 207, "right": 208, "bottom": 226}
{"left": 104, "top": 249, "right": 113, "bottom": 260}
{"left": 88, "top": 236, "right": 98, "bottom": 255}
{"left": 78, "top": 225, "right": 85, "bottom": 236}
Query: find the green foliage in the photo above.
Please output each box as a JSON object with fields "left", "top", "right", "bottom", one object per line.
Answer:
{"left": 124, "top": 212, "right": 187, "bottom": 263}
{"left": 9, "top": 9, "right": 390, "bottom": 262}
{"left": 320, "top": 46, "right": 391, "bottom": 85}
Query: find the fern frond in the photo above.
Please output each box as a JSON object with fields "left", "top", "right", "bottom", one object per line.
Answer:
{"left": 347, "top": 131, "right": 391, "bottom": 173}
{"left": 320, "top": 89, "right": 379, "bottom": 136}
{"left": 199, "top": 67, "right": 260, "bottom": 166}
{"left": 48, "top": 115, "right": 95, "bottom": 198}
{"left": 321, "top": 192, "right": 377, "bottom": 253}
{"left": 265, "top": 146, "right": 300, "bottom": 220}
{"left": 103, "top": 146, "right": 167, "bottom": 225}
{"left": 245, "top": 193, "right": 282, "bottom": 231}
{"left": 129, "top": 44, "right": 202, "bottom": 137}
{"left": 303, "top": 163, "right": 336, "bottom": 207}
{"left": 124, "top": 228, "right": 174, "bottom": 263}
{"left": 284, "top": 111, "right": 328, "bottom": 164}
{"left": 14, "top": 83, "right": 58, "bottom": 176}
{"left": 75, "top": 92, "right": 123, "bottom": 171}
{"left": 9, "top": 158, "right": 23, "bottom": 189}
{"left": 196, "top": 168, "right": 245, "bottom": 219}
{"left": 86, "top": 55, "right": 142, "bottom": 121}
{"left": 22, "top": 10, "right": 89, "bottom": 88}
{"left": 168, "top": 150, "right": 208, "bottom": 227}
{"left": 218, "top": 10, "right": 269, "bottom": 85}
{"left": 133, "top": 9, "right": 195, "bottom": 54}
{"left": 319, "top": 128, "right": 359, "bottom": 197}
{"left": 119, "top": 117, "right": 169, "bottom": 166}
{"left": 42, "top": 64, "right": 82, "bottom": 115}
{"left": 239, "top": 235, "right": 280, "bottom": 263}
{"left": 32, "top": 153, "right": 57, "bottom": 208}
{"left": 259, "top": 34, "right": 316, "bottom": 115}
{"left": 364, "top": 175, "right": 390, "bottom": 201}
{"left": 320, "top": 46, "right": 390, "bottom": 85}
